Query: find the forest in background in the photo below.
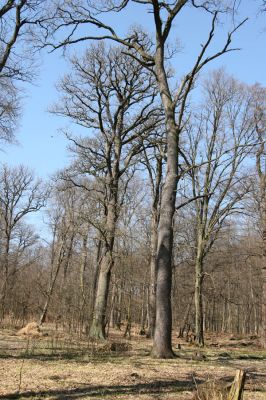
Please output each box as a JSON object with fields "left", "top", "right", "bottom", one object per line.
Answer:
{"left": 0, "top": 0, "right": 266, "bottom": 363}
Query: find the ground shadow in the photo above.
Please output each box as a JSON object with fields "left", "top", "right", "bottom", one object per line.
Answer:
{"left": 0, "top": 378, "right": 203, "bottom": 399}
{"left": 0, "top": 352, "right": 129, "bottom": 364}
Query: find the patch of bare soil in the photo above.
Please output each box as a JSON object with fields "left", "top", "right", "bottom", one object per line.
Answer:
{"left": 0, "top": 326, "right": 265, "bottom": 400}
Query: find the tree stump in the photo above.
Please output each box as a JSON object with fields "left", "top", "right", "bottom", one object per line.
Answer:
{"left": 228, "top": 369, "right": 246, "bottom": 400}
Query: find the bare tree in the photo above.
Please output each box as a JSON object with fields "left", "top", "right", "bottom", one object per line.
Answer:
{"left": 52, "top": 44, "right": 161, "bottom": 339}
{"left": 0, "top": 164, "right": 47, "bottom": 318}
{"left": 39, "top": 184, "right": 88, "bottom": 325}
{"left": 252, "top": 84, "right": 266, "bottom": 348}
{"left": 140, "top": 143, "right": 165, "bottom": 337}
{"left": 0, "top": 0, "right": 45, "bottom": 80}
{"left": 0, "top": 77, "right": 20, "bottom": 144}
{"left": 0, "top": 0, "right": 45, "bottom": 144}
{"left": 42, "top": 0, "right": 246, "bottom": 358}
{"left": 183, "top": 71, "right": 256, "bottom": 346}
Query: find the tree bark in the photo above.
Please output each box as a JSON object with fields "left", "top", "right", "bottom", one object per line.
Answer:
{"left": 228, "top": 369, "right": 246, "bottom": 400}
{"left": 39, "top": 242, "right": 65, "bottom": 326}
{"left": 261, "top": 199, "right": 266, "bottom": 348}
{"left": 256, "top": 125, "right": 266, "bottom": 348}
{"left": 195, "top": 255, "right": 204, "bottom": 346}
{"left": 0, "top": 234, "right": 10, "bottom": 320}
{"left": 147, "top": 211, "right": 158, "bottom": 338}
{"left": 109, "top": 279, "right": 116, "bottom": 330}
{"left": 145, "top": 151, "right": 162, "bottom": 339}
{"left": 151, "top": 44, "right": 178, "bottom": 358}
{"left": 178, "top": 295, "right": 193, "bottom": 338}
{"left": 89, "top": 261, "right": 112, "bottom": 339}
{"left": 139, "top": 283, "right": 147, "bottom": 335}
{"left": 89, "top": 196, "right": 117, "bottom": 340}
{"left": 79, "top": 233, "right": 88, "bottom": 334}
{"left": 151, "top": 130, "right": 177, "bottom": 357}
{"left": 39, "top": 217, "right": 70, "bottom": 326}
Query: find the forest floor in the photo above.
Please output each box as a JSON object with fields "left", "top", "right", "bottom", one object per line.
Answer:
{"left": 0, "top": 324, "right": 265, "bottom": 400}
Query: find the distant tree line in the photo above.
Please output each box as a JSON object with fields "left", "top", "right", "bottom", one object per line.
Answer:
{"left": 0, "top": 0, "right": 265, "bottom": 357}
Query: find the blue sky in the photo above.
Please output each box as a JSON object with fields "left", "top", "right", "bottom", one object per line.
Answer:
{"left": 1, "top": 0, "right": 265, "bottom": 181}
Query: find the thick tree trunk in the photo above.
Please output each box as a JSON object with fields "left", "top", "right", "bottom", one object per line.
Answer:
{"left": 151, "top": 124, "right": 177, "bottom": 358}
{"left": 151, "top": 47, "right": 178, "bottom": 358}
{"left": 257, "top": 163, "right": 266, "bottom": 347}
{"left": 261, "top": 200, "right": 266, "bottom": 348}
{"left": 255, "top": 124, "right": 266, "bottom": 347}
{"left": 195, "top": 256, "right": 204, "bottom": 346}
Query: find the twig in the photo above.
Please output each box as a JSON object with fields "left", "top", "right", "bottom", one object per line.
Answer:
{"left": 192, "top": 374, "right": 202, "bottom": 400}
{"left": 18, "top": 358, "right": 25, "bottom": 393}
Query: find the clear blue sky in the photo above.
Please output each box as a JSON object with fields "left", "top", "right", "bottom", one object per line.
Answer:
{"left": 1, "top": 0, "right": 265, "bottom": 180}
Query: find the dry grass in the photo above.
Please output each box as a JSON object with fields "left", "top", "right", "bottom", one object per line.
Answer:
{"left": 0, "top": 325, "right": 265, "bottom": 400}
{"left": 192, "top": 379, "right": 229, "bottom": 400}
{"left": 17, "top": 322, "right": 42, "bottom": 338}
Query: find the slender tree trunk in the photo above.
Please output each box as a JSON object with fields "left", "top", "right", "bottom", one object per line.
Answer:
{"left": 39, "top": 256, "right": 62, "bottom": 326}
{"left": 195, "top": 255, "right": 204, "bottom": 346}
{"left": 39, "top": 238, "right": 66, "bottom": 326}
{"left": 90, "top": 258, "right": 112, "bottom": 339}
{"left": 109, "top": 279, "right": 116, "bottom": 330}
{"left": 79, "top": 234, "right": 88, "bottom": 334}
{"left": 147, "top": 212, "right": 158, "bottom": 338}
{"left": 91, "top": 237, "right": 102, "bottom": 314}
{"left": 116, "top": 286, "right": 122, "bottom": 330}
{"left": 90, "top": 197, "right": 117, "bottom": 340}
{"left": 178, "top": 295, "right": 193, "bottom": 338}
{"left": 0, "top": 235, "right": 10, "bottom": 319}
{"left": 139, "top": 283, "right": 148, "bottom": 335}
{"left": 124, "top": 288, "right": 132, "bottom": 339}
{"left": 221, "top": 298, "right": 227, "bottom": 333}
{"left": 146, "top": 154, "right": 162, "bottom": 339}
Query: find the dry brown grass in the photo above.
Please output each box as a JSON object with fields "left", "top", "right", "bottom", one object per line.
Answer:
{"left": 0, "top": 325, "right": 265, "bottom": 400}
{"left": 192, "top": 379, "right": 229, "bottom": 400}
{"left": 17, "top": 322, "right": 43, "bottom": 338}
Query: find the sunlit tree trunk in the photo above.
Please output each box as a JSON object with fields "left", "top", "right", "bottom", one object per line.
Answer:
{"left": 195, "top": 254, "right": 204, "bottom": 346}
{"left": 151, "top": 41, "right": 179, "bottom": 358}
{"left": 147, "top": 214, "right": 158, "bottom": 338}
{"left": 90, "top": 192, "right": 117, "bottom": 339}
{"left": 260, "top": 187, "right": 266, "bottom": 347}
{"left": 254, "top": 96, "right": 266, "bottom": 347}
